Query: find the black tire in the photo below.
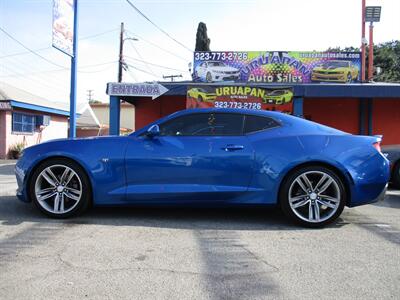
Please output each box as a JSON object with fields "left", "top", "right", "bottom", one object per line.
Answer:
{"left": 392, "top": 161, "right": 400, "bottom": 189}
{"left": 206, "top": 72, "right": 213, "bottom": 82}
{"left": 29, "top": 158, "right": 91, "bottom": 218}
{"left": 346, "top": 73, "right": 352, "bottom": 83}
{"left": 279, "top": 165, "right": 346, "bottom": 228}
{"left": 198, "top": 96, "right": 203, "bottom": 102}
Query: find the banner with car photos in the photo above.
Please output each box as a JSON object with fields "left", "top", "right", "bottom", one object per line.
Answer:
{"left": 193, "top": 51, "right": 361, "bottom": 84}
{"left": 187, "top": 85, "right": 294, "bottom": 114}
{"left": 52, "top": 0, "right": 74, "bottom": 56}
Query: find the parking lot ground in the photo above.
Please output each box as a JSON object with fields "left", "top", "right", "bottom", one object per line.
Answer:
{"left": 0, "top": 162, "right": 399, "bottom": 299}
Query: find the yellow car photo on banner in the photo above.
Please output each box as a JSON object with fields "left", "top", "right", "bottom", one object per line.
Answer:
{"left": 187, "top": 85, "right": 294, "bottom": 114}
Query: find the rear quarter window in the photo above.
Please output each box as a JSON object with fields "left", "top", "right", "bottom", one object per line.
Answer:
{"left": 244, "top": 115, "right": 280, "bottom": 134}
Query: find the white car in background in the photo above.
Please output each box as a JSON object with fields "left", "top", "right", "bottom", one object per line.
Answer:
{"left": 195, "top": 61, "right": 240, "bottom": 82}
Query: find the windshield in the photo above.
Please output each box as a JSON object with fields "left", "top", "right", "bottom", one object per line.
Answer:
{"left": 320, "top": 61, "right": 349, "bottom": 68}
{"left": 208, "top": 61, "right": 226, "bottom": 67}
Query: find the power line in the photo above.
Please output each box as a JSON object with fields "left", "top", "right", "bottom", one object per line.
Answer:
{"left": 80, "top": 28, "right": 118, "bottom": 40}
{"left": 1, "top": 65, "right": 68, "bottom": 94}
{"left": 124, "top": 56, "right": 187, "bottom": 73}
{"left": 125, "top": 38, "right": 158, "bottom": 77}
{"left": 0, "top": 61, "right": 117, "bottom": 78}
{"left": 126, "top": 69, "right": 138, "bottom": 82}
{"left": 125, "top": 63, "right": 162, "bottom": 79}
{"left": 125, "top": 29, "right": 189, "bottom": 62}
{"left": 0, "top": 46, "right": 51, "bottom": 59}
{"left": 0, "top": 28, "right": 119, "bottom": 59}
{"left": 125, "top": 0, "right": 193, "bottom": 53}
{"left": 0, "top": 54, "right": 69, "bottom": 87}
{"left": 0, "top": 26, "right": 67, "bottom": 68}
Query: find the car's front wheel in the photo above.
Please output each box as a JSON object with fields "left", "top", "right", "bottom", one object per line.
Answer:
{"left": 346, "top": 73, "right": 352, "bottom": 83}
{"left": 29, "top": 158, "right": 91, "bottom": 218}
{"left": 280, "top": 166, "right": 345, "bottom": 227}
{"left": 206, "top": 72, "right": 213, "bottom": 82}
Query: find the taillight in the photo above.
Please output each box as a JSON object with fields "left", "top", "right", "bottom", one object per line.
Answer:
{"left": 373, "top": 141, "right": 381, "bottom": 152}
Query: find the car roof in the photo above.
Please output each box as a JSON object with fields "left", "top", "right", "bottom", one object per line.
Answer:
{"left": 132, "top": 108, "right": 346, "bottom": 137}
{"left": 172, "top": 108, "right": 290, "bottom": 120}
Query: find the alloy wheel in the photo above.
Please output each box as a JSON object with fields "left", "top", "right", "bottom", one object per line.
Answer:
{"left": 288, "top": 171, "right": 341, "bottom": 223}
{"left": 34, "top": 164, "right": 82, "bottom": 214}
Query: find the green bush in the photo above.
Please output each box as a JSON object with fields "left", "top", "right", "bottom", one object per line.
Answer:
{"left": 8, "top": 142, "right": 25, "bottom": 159}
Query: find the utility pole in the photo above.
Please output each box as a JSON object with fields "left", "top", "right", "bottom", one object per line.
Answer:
{"left": 118, "top": 22, "right": 124, "bottom": 83}
{"left": 163, "top": 74, "right": 183, "bottom": 82}
{"left": 361, "top": 0, "right": 366, "bottom": 82}
{"left": 87, "top": 89, "right": 94, "bottom": 102}
{"left": 368, "top": 22, "right": 374, "bottom": 81}
{"left": 69, "top": 0, "right": 79, "bottom": 138}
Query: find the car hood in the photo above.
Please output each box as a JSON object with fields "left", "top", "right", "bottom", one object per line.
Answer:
{"left": 314, "top": 66, "right": 347, "bottom": 72}
{"left": 23, "top": 135, "right": 127, "bottom": 152}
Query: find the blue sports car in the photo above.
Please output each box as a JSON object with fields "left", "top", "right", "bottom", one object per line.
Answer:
{"left": 15, "top": 108, "right": 390, "bottom": 227}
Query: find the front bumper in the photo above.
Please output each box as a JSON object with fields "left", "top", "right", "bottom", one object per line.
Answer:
{"left": 311, "top": 73, "right": 346, "bottom": 82}
{"left": 214, "top": 74, "right": 240, "bottom": 81}
{"left": 15, "top": 158, "right": 30, "bottom": 202}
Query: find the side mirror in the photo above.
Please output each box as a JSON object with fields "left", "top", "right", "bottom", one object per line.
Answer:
{"left": 146, "top": 124, "right": 160, "bottom": 138}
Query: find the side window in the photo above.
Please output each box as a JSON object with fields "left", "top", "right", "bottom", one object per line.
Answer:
{"left": 244, "top": 115, "right": 280, "bottom": 134}
{"left": 159, "top": 113, "right": 244, "bottom": 136}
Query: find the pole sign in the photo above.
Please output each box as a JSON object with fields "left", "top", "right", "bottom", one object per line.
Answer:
{"left": 106, "top": 82, "right": 169, "bottom": 100}
{"left": 193, "top": 51, "right": 361, "bottom": 84}
{"left": 187, "top": 85, "right": 294, "bottom": 114}
{"left": 52, "top": 0, "right": 74, "bottom": 56}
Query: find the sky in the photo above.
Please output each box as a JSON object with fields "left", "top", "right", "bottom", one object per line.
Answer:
{"left": 1, "top": 0, "right": 399, "bottom": 105}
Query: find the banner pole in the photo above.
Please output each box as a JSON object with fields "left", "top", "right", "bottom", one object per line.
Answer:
{"left": 69, "top": 0, "right": 78, "bottom": 138}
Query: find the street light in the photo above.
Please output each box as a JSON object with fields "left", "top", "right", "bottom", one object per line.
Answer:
{"left": 365, "top": 6, "right": 381, "bottom": 81}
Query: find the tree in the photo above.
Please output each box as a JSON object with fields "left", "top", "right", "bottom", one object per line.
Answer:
{"left": 195, "top": 22, "right": 211, "bottom": 51}
{"left": 369, "top": 40, "right": 400, "bottom": 82}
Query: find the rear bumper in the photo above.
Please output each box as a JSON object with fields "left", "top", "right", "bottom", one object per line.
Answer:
{"left": 375, "top": 183, "right": 388, "bottom": 202}
{"left": 347, "top": 153, "right": 390, "bottom": 207}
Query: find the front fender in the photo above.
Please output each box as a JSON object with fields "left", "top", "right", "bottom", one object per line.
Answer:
{"left": 17, "top": 137, "right": 129, "bottom": 205}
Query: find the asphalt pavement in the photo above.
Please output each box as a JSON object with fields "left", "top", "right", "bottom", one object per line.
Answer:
{"left": 0, "top": 161, "right": 399, "bottom": 300}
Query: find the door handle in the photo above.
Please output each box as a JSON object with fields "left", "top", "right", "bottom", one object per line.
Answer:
{"left": 222, "top": 144, "right": 244, "bottom": 151}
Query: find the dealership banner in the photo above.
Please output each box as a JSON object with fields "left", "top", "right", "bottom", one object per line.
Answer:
{"left": 52, "top": 0, "right": 74, "bottom": 56}
{"left": 193, "top": 51, "right": 361, "bottom": 84}
{"left": 187, "top": 85, "right": 294, "bottom": 114}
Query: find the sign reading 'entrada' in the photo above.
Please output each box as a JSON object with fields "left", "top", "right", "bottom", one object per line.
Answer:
{"left": 193, "top": 51, "right": 361, "bottom": 84}
{"left": 106, "top": 82, "right": 168, "bottom": 100}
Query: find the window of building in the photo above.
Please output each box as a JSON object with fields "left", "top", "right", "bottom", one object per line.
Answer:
{"left": 12, "top": 112, "right": 35, "bottom": 133}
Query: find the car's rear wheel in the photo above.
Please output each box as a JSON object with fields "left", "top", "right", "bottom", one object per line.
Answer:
{"left": 280, "top": 166, "right": 345, "bottom": 227}
{"left": 392, "top": 161, "right": 400, "bottom": 189}
{"left": 29, "top": 158, "right": 91, "bottom": 218}
{"left": 347, "top": 73, "right": 352, "bottom": 83}
{"left": 198, "top": 96, "right": 203, "bottom": 102}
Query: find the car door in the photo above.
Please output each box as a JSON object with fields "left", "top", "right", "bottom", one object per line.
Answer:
{"left": 124, "top": 112, "right": 255, "bottom": 202}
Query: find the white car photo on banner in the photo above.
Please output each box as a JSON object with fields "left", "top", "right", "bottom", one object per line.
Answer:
{"left": 52, "top": 0, "right": 74, "bottom": 56}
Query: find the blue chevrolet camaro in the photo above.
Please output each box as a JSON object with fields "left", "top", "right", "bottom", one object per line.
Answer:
{"left": 15, "top": 108, "right": 390, "bottom": 227}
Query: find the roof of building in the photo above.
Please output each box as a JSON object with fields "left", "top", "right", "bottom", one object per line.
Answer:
{"left": 76, "top": 103, "right": 101, "bottom": 128}
{"left": 0, "top": 82, "right": 70, "bottom": 116}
